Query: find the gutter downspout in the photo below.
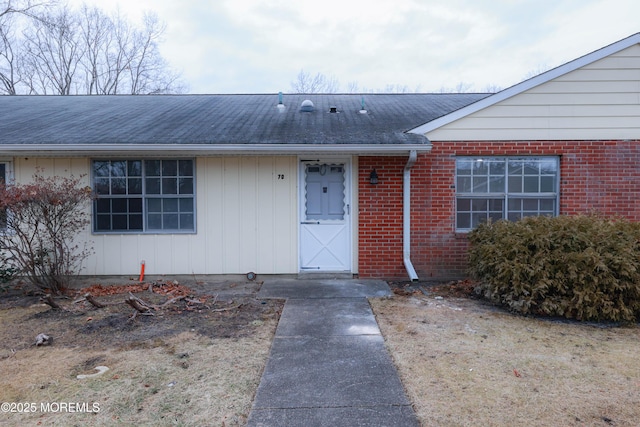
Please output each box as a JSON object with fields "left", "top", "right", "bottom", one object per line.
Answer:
{"left": 404, "top": 150, "right": 419, "bottom": 281}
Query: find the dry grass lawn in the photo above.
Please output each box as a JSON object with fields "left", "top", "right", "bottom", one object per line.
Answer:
{"left": 3, "top": 278, "right": 639, "bottom": 427}
{"left": 371, "top": 293, "right": 640, "bottom": 427}
{"left": 0, "top": 279, "right": 282, "bottom": 426}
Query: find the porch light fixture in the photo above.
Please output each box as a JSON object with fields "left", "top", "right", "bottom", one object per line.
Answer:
{"left": 369, "top": 169, "right": 379, "bottom": 185}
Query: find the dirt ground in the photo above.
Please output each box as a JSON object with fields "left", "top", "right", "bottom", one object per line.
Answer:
{"left": 375, "top": 281, "right": 640, "bottom": 427}
{"left": 2, "top": 277, "right": 639, "bottom": 427}
{"left": 0, "top": 275, "right": 283, "bottom": 426}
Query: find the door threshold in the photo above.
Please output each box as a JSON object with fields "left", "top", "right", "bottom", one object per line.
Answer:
{"left": 297, "top": 271, "right": 354, "bottom": 280}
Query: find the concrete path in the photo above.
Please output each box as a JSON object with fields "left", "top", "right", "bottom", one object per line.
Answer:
{"left": 247, "top": 279, "right": 419, "bottom": 427}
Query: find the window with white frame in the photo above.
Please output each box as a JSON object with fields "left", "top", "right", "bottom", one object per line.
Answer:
{"left": 455, "top": 157, "right": 559, "bottom": 231}
{"left": 93, "top": 159, "right": 195, "bottom": 233}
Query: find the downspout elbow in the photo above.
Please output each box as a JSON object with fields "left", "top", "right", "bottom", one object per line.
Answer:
{"left": 404, "top": 150, "right": 419, "bottom": 282}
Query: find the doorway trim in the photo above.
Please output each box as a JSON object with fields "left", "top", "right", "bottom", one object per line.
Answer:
{"left": 298, "top": 156, "right": 353, "bottom": 273}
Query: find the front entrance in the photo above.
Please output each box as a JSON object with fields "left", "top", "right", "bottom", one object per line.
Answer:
{"left": 299, "top": 159, "right": 351, "bottom": 272}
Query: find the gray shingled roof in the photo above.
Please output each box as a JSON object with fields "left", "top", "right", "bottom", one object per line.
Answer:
{"left": 0, "top": 93, "right": 488, "bottom": 147}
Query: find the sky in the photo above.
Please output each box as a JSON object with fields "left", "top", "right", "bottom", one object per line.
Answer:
{"left": 69, "top": 0, "right": 640, "bottom": 94}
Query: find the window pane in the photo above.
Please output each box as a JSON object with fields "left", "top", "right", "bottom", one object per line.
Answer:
{"left": 472, "top": 213, "right": 487, "bottom": 228}
{"left": 162, "top": 160, "right": 178, "bottom": 176}
{"left": 473, "top": 176, "right": 487, "bottom": 193}
{"left": 111, "top": 161, "right": 127, "bottom": 177}
{"left": 456, "top": 159, "right": 472, "bottom": 175}
{"left": 112, "top": 198, "right": 128, "bottom": 213}
{"left": 94, "top": 161, "right": 110, "bottom": 177}
{"left": 95, "top": 178, "right": 110, "bottom": 195}
{"left": 128, "top": 178, "right": 142, "bottom": 194}
{"left": 146, "top": 178, "right": 160, "bottom": 194}
{"left": 128, "top": 160, "right": 142, "bottom": 177}
{"left": 508, "top": 176, "right": 522, "bottom": 193}
{"left": 489, "top": 161, "right": 505, "bottom": 175}
{"left": 179, "top": 160, "right": 193, "bottom": 176}
{"left": 489, "top": 176, "right": 505, "bottom": 192}
{"left": 111, "top": 178, "right": 126, "bottom": 195}
{"left": 129, "top": 198, "right": 142, "bottom": 213}
{"left": 540, "top": 158, "right": 557, "bottom": 174}
{"left": 96, "top": 215, "right": 111, "bottom": 230}
{"left": 129, "top": 214, "right": 143, "bottom": 230}
{"left": 473, "top": 160, "right": 488, "bottom": 175}
{"left": 96, "top": 199, "right": 111, "bottom": 213}
{"left": 163, "top": 198, "right": 178, "bottom": 212}
{"left": 489, "top": 199, "right": 504, "bottom": 211}
{"left": 162, "top": 178, "right": 177, "bottom": 194}
{"left": 523, "top": 176, "right": 539, "bottom": 192}
{"left": 457, "top": 198, "right": 470, "bottom": 211}
{"left": 164, "top": 214, "right": 179, "bottom": 229}
{"left": 180, "top": 214, "right": 194, "bottom": 230}
{"left": 179, "top": 178, "right": 194, "bottom": 194}
{"left": 148, "top": 213, "right": 162, "bottom": 229}
{"left": 147, "top": 198, "right": 162, "bottom": 212}
{"left": 112, "top": 214, "right": 128, "bottom": 230}
{"left": 179, "top": 198, "right": 193, "bottom": 212}
{"left": 523, "top": 199, "right": 538, "bottom": 210}
{"left": 540, "top": 199, "right": 555, "bottom": 211}
{"left": 146, "top": 160, "right": 161, "bottom": 176}
{"left": 457, "top": 176, "right": 471, "bottom": 192}
{"left": 508, "top": 161, "right": 523, "bottom": 175}
{"left": 457, "top": 213, "right": 471, "bottom": 229}
{"left": 540, "top": 176, "right": 555, "bottom": 192}
{"left": 471, "top": 199, "right": 487, "bottom": 211}
{"left": 523, "top": 161, "right": 539, "bottom": 175}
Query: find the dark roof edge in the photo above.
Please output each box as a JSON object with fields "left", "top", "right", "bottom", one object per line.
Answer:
{"left": 0, "top": 143, "right": 433, "bottom": 156}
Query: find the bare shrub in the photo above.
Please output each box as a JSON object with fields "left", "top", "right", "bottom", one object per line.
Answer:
{"left": 0, "top": 173, "right": 93, "bottom": 294}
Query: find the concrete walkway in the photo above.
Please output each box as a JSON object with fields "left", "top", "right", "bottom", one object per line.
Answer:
{"left": 247, "top": 279, "right": 419, "bottom": 427}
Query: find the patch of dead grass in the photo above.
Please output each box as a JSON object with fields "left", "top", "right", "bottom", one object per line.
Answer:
{"left": 1, "top": 328, "right": 276, "bottom": 426}
{"left": 371, "top": 295, "right": 640, "bottom": 427}
{"left": 0, "top": 282, "right": 281, "bottom": 427}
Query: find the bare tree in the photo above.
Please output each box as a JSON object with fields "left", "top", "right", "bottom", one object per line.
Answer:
{"left": 0, "top": 12, "right": 18, "bottom": 93}
{"left": 79, "top": 4, "right": 114, "bottom": 94}
{"left": 21, "top": 5, "right": 82, "bottom": 94}
{"left": 1, "top": 0, "right": 54, "bottom": 19}
{"left": 0, "top": 0, "right": 56, "bottom": 94}
{"left": 1, "top": 1, "right": 185, "bottom": 95}
{"left": 290, "top": 69, "right": 340, "bottom": 93}
{"left": 126, "top": 12, "right": 182, "bottom": 94}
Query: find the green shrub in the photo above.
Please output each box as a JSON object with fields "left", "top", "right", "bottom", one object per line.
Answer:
{"left": 468, "top": 215, "right": 640, "bottom": 323}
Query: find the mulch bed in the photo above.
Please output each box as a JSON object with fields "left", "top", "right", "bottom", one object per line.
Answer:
{"left": 388, "top": 279, "right": 478, "bottom": 298}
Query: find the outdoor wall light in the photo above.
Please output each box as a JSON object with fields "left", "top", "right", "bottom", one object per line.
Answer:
{"left": 369, "top": 169, "right": 379, "bottom": 185}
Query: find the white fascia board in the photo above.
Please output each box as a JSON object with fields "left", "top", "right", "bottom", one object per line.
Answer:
{"left": 0, "top": 143, "right": 432, "bottom": 156}
{"left": 408, "top": 32, "right": 640, "bottom": 136}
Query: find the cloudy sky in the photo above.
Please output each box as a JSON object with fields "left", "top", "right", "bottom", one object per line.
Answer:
{"left": 70, "top": 0, "right": 640, "bottom": 94}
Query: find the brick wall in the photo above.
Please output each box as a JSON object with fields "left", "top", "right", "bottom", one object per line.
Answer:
{"left": 358, "top": 140, "right": 640, "bottom": 280}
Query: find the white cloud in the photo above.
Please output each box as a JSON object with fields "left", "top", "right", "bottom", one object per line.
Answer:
{"left": 65, "top": 0, "right": 640, "bottom": 93}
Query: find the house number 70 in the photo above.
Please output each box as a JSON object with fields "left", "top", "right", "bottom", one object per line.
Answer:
{"left": 277, "top": 174, "right": 285, "bottom": 180}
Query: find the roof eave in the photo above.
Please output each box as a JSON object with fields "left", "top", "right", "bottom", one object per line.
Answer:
{"left": 1, "top": 143, "right": 432, "bottom": 157}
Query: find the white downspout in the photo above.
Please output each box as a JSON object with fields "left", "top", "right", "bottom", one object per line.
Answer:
{"left": 404, "top": 150, "right": 419, "bottom": 281}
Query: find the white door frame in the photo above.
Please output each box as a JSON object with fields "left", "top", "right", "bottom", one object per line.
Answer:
{"left": 298, "top": 156, "right": 352, "bottom": 272}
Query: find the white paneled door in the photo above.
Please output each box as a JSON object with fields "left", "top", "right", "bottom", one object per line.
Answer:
{"left": 300, "top": 160, "right": 351, "bottom": 272}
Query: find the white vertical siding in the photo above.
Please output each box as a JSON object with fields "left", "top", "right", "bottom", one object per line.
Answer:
{"left": 425, "top": 44, "right": 640, "bottom": 141}
{"left": 13, "top": 156, "right": 299, "bottom": 276}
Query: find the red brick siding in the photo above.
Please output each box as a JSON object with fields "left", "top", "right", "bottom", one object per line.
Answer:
{"left": 358, "top": 140, "right": 640, "bottom": 280}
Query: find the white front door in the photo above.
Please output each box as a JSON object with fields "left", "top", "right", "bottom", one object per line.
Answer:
{"left": 299, "top": 160, "right": 351, "bottom": 272}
